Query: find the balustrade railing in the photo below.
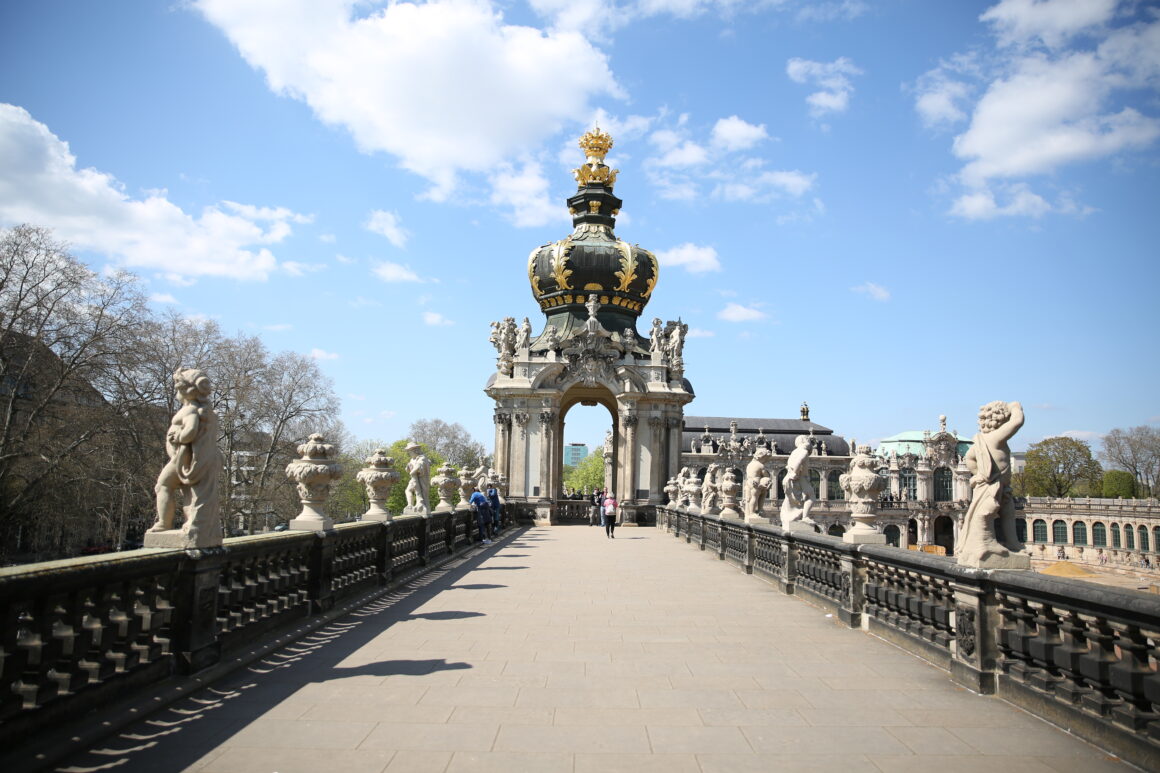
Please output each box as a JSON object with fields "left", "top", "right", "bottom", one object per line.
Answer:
{"left": 0, "top": 510, "right": 485, "bottom": 753}
{"left": 656, "top": 506, "right": 1160, "bottom": 770}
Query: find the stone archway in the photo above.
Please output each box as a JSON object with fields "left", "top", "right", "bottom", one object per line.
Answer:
{"left": 557, "top": 384, "right": 618, "bottom": 500}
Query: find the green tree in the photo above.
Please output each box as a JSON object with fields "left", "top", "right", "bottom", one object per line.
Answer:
{"left": 1102, "top": 426, "right": 1160, "bottom": 497}
{"left": 1022, "top": 437, "right": 1103, "bottom": 497}
{"left": 380, "top": 439, "right": 445, "bottom": 515}
{"left": 1101, "top": 469, "right": 1137, "bottom": 499}
{"left": 564, "top": 451, "right": 605, "bottom": 494}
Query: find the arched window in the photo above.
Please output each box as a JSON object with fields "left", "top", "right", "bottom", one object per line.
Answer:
{"left": 809, "top": 469, "right": 822, "bottom": 495}
{"left": 1125, "top": 524, "right": 1135, "bottom": 549}
{"left": 1072, "top": 521, "right": 1088, "bottom": 546}
{"left": 1092, "top": 522, "right": 1107, "bottom": 547}
{"left": 934, "top": 516, "right": 955, "bottom": 556}
{"left": 1154, "top": 527, "right": 1160, "bottom": 552}
{"left": 1139, "top": 526, "right": 1149, "bottom": 552}
{"left": 907, "top": 518, "right": 918, "bottom": 544}
{"left": 827, "top": 470, "right": 843, "bottom": 500}
{"left": 884, "top": 524, "right": 901, "bottom": 547}
{"left": 1032, "top": 519, "right": 1047, "bottom": 543}
{"left": 899, "top": 468, "right": 917, "bottom": 500}
{"left": 1111, "top": 524, "right": 1121, "bottom": 548}
{"left": 827, "top": 523, "right": 845, "bottom": 537}
{"left": 1016, "top": 519, "right": 1027, "bottom": 543}
{"left": 933, "top": 467, "right": 953, "bottom": 502}
{"left": 1052, "top": 520, "right": 1068, "bottom": 544}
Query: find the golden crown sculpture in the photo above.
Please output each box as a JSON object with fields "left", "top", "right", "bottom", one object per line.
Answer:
{"left": 574, "top": 127, "right": 618, "bottom": 187}
{"left": 579, "top": 127, "right": 613, "bottom": 161}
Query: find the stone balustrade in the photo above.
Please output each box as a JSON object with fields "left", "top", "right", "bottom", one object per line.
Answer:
{"left": 657, "top": 506, "right": 1160, "bottom": 771}
{"left": 0, "top": 511, "right": 484, "bottom": 753}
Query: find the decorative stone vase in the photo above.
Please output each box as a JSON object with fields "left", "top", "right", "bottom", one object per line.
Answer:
{"left": 285, "top": 434, "right": 342, "bottom": 531}
{"left": 457, "top": 468, "right": 476, "bottom": 511}
{"left": 840, "top": 445, "right": 887, "bottom": 544}
{"left": 356, "top": 449, "right": 399, "bottom": 522}
{"left": 664, "top": 477, "right": 680, "bottom": 506}
{"left": 431, "top": 462, "right": 460, "bottom": 513}
{"left": 718, "top": 469, "right": 741, "bottom": 519}
{"left": 682, "top": 472, "right": 704, "bottom": 515}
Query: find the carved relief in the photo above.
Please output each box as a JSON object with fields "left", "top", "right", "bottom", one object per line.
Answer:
{"left": 956, "top": 606, "right": 977, "bottom": 656}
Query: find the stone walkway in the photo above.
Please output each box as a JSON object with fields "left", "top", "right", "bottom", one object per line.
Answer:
{"left": 56, "top": 526, "right": 1132, "bottom": 773}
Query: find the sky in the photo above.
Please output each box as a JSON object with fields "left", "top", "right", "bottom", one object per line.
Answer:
{"left": 1, "top": 0, "right": 1158, "bottom": 456}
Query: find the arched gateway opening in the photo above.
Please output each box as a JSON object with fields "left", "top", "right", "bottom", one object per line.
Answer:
{"left": 484, "top": 128, "right": 695, "bottom": 525}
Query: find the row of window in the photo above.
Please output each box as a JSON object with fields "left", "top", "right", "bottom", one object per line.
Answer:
{"left": 1030, "top": 519, "right": 1157, "bottom": 551}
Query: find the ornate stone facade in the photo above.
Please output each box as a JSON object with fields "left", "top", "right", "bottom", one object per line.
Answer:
{"left": 485, "top": 129, "right": 694, "bottom": 525}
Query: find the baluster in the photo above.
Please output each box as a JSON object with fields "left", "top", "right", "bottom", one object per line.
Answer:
{"left": 77, "top": 589, "right": 113, "bottom": 684}
{"left": 1077, "top": 616, "right": 1123, "bottom": 718}
{"left": 1026, "top": 602, "right": 1064, "bottom": 693}
{"left": 13, "top": 602, "right": 57, "bottom": 708}
{"left": 1108, "top": 623, "right": 1160, "bottom": 732}
{"left": 1051, "top": 608, "right": 1093, "bottom": 705}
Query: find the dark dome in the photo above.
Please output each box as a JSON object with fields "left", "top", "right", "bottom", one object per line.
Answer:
{"left": 528, "top": 128, "right": 658, "bottom": 336}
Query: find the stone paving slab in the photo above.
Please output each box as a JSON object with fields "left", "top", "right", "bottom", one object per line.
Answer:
{"left": 52, "top": 526, "right": 1134, "bottom": 773}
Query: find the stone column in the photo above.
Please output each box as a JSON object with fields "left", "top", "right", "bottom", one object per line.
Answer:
{"left": 356, "top": 448, "right": 399, "bottom": 522}
{"left": 511, "top": 411, "right": 529, "bottom": 497}
{"left": 667, "top": 416, "right": 682, "bottom": 483}
{"left": 493, "top": 410, "right": 511, "bottom": 480}
{"left": 285, "top": 433, "right": 342, "bottom": 531}
{"left": 538, "top": 407, "right": 556, "bottom": 500}
{"left": 916, "top": 457, "right": 933, "bottom": 502}
{"left": 622, "top": 412, "right": 639, "bottom": 505}
{"left": 648, "top": 415, "right": 665, "bottom": 503}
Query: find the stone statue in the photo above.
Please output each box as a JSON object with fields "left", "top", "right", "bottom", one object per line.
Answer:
{"left": 357, "top": 449, "right": 399, "bottom": 522}
{"left": 543, "top": 325, "right": 561, "bottom": 350}
{"left": 285, "top": 434, "right": 343, "bottom": 531}
{"left": 403, "top": 441, "right": 431, "bottom": 515}
{"left": 622, "top": 327, "right": 637, "bottom": 351}
{"left": 516, "top": 317, "right": 532, "bottom": 350}
{"left": 664, "top": 477, "right": 681, "bottom": 506}
{"left": 743, "top": 448, "right": 773, "bottom": 523}
{"left": 701, "top": 463, "right": 721, "bottom": 514}
{"left": 839, "top": 445, "right": 887, "bottom": 543}
{"left": 779, "top": 435, "right": 816, "bottom": 529}
{"left": 584, "top": 294, "right": 606, "bottom": 335}
{"left": 958, "top": 401, "right": 1030, "bottom": 569}
{"left": 603, "top": 429, "right": 614, "bottom": 455}
{"left": 471, "top": 463, "right": 489, "bottom": 491}
{"left": 649, "top": 318, "right": 663, "bottom": 353}
{"left": 145, "top": 369, "right": 222, "bottom": 548}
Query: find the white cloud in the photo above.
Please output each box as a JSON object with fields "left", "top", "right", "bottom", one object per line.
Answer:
{"left": 335, "top": 253, "right": 355, "bottom": 264}
{"left": 0, "top": 104, "right": 305, "bottom": 280}
{"left": 1059, "top": 429, "right": 1102, "bottom": 442}
{"left": 310, "top": 348, "right": 339, "bottom": 360}
{"left": 949, "top": 184, "right": 1052, "bottom": 219}
{"left": 365, "top": 209, "right": 409, "bottom": 248}
{"left": 349, "top": 295, "right": 381, "bottom": 308}
{"left": 490, "top": 161, "right": 566, "bottom": 227}
{"left": 786, "top": 57, "right": 863, "bottom": 117}
{"left": 373, "top": 261, "right": 423, "bottom": 282}
{"left": 422, "top": 311, "right": 454, "bottom": 326}
{"left": 194, "top": 0, "right": 622, "bottom": 201}
{"left": 851, "top": 281, "right": 891, "bottom": 301}
{"left": 149, "top": 293, "right": 179, "bottom": 304}
{"left": 981, "top": 0, "right": 1117, "bottom": 49}
{"left": 796, "top": 0, "right": 868, "bottom": 22}
{"left": 657, "top": 243, "right": 722, "bottom": 273}
{"left": 711, "top": 116, "right": 768, "bottom": 151}
{"left": 281, "top": 261, "right": 326, "bottom": 276}
{"left": 686, "top": 327, "right": 715, "bottom": 338}
{"left": 921, "top": 3, "right": 1160, "bottom": 219}
{"left": 319, "top": 233, "right": 336, "bottom": 243}
{"left": 717, "top": 302, "right": 767, "bottom": 322}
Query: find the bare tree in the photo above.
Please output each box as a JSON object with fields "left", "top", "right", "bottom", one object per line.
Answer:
{"left": 1102, "top": 426, "right": 1160, "bottom": 497}
{"left": 408, "top": 418, "right": 489, "bottom": 469}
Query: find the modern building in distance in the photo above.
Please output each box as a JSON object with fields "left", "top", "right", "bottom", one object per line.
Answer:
{"left": 563, "top": 443, "right": 589, "bottom": 468}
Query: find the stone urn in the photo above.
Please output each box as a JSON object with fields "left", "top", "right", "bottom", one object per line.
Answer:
{"left": 457, "top": 467, "right": 476, "bottom": 511}
{"left": 285, "top": 434, "right": 342, "bottom": 531}
{"left": 840, "top": 445, "right": 887, "bottom": 544}
{"left": 356, "top": 449, "right": 398, "bottom": 522}
{"left": 431, "top": 462, "right": 460, "bottom": 513}
{"left": 718, "top": 469, "right": 742, "bottom": 519}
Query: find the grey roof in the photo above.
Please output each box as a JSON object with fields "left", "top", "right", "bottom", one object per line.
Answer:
{"left": 684, "top": 416, "right": 834, "bottom": 434}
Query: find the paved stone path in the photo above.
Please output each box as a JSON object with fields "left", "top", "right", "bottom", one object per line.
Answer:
{"left": 56, "top": 526, "right": 1132, "bottom": 773}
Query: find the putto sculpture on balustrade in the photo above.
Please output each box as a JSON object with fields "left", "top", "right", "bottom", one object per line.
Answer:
{"left": 403, "top": 441, "right": 431, "bottom": 516}
{"left": 357, "top": 448, "right": 399, "bottom": 522}
{"left": 285, "top": 433, "right": 342, "bottom": 531}
{"left": 145, "top": 368, "right": 223, "bottom": 549}
{"left": 743, "top": 447, "right": 773, "bottom": 523}
{"left": 779, "top": 434, "right": 817, "bottom": 530}
{"left": 958, "top": 401, "right": 1030, "bottom": 569}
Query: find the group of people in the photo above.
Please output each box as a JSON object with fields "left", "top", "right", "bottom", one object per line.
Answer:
{"left": 468, "top": 485, "right": 504, "bottom": 545}
{"left": 588, "top": 488, "right": 619, "bottom": 538}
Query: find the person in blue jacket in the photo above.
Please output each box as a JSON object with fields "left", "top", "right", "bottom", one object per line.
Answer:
{"left": 469, "top": 487, "right": 493, "bottom": 545}
{"left": 486, "top": 485, "right": 503, "bottom": 537}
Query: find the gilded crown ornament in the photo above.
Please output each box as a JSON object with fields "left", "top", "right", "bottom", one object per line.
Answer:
{"left": 579, "top": 126, "right": 613, "bottom": 161}
{"left": 573, "top": 126, "right": 619, "bottom": 188}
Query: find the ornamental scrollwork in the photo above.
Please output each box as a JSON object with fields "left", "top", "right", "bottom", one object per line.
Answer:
{"left": 956, "top": 606, "right": 977, "bottom": 657}
{"left": 614, "top": 241, "right": 637, "bottom": 292}
{"left": 549, "top": 238, "right": 573, "bottom": 291}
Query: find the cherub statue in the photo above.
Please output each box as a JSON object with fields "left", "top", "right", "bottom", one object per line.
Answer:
{"left": 649, "top": 318, "right": 663, "bottom": 353}
{"left": 516, "top": 317, "right": 532, "bottom": 350}
{"left": 147, "top": 369, "right": 222, "bottom": 546}
{"left": 779, "top": 435, "right": 816, "bottom": 528}
{"left": 403, "top": 441, "right": 431, "bottom": 515}
{"left": 957, "top": 401, "right": 1029, "bottom": 568}
{"left": 743, "top": 447, "right": 773, "bottom": 520}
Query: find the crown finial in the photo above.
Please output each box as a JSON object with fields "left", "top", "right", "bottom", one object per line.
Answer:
{"left": 579, "top": 126, "right": 613, "bottom": 163}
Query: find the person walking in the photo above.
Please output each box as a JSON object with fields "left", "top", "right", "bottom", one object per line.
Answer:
{"left": 469, "top": 486, "right": 493, "bottom": 545}
{"left": 589, "top": 488, "right": 602, "bottom": 526}
{"left": 602, "top": 493, "right": 618, "bottom": 539}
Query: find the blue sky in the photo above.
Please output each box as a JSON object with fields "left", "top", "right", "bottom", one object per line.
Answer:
{"left": 1, "top": 0, "right": 1157, "bottom": 455}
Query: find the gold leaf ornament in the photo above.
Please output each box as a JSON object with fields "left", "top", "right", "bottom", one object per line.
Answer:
{"left": 641, "top": 249, "right": 658, "bottom": 299}
{"left": 550, "top": 238, "right": 573, "bottom": 291}
{"left": 614, "top": 241, "right": 637, "bottom": 293}
{"left": 528, "top": 245, "right": 543, "bottom": 296}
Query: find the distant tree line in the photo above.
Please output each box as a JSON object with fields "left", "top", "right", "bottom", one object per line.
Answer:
{"left": 1014, "top": 427, "right": 1160, "bottom": 499}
